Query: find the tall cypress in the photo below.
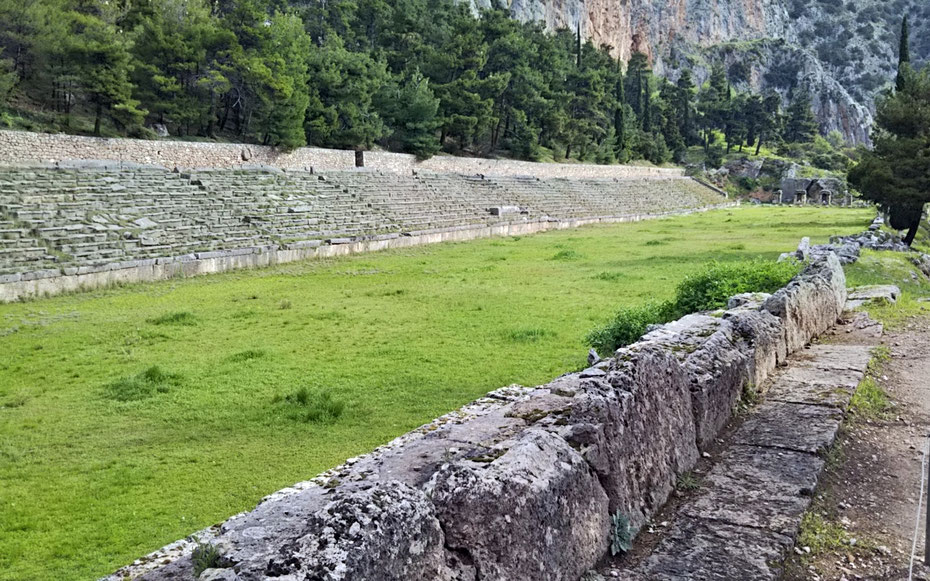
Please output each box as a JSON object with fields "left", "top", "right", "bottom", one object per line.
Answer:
{"left": 575, "top": 22, "right": 582, "bottom": 69}
{"left": 613, "top": 62, "right": 626, "bottom": 157}
{"left": 896, "top": 16, "right": 910, "bottom": 92}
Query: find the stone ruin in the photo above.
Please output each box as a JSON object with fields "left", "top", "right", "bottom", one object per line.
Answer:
{"left": 778, "top": 177, "right": 851, "bottom": 206}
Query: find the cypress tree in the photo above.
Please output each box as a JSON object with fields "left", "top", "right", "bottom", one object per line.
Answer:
{"left": 613, "top": 62, "right": 626, "bottom": 158}
{"left": 896, "top": 16, "right": 910, "bottom": 92}
{"left": 575, "top": 22, "right": 582, "bottom": 69}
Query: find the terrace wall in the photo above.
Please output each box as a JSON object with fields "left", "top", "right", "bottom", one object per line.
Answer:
{"left": 103, "top": 248, "right": 853, "bottom": 581}
{"left": 0, "top": 129, "right": 682, "bottom": 178}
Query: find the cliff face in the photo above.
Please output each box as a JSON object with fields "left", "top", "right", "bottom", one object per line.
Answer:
{"left": 471, "top": 0, "right": 930, "bottom": 144}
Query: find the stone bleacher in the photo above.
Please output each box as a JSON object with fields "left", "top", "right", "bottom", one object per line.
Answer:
{"left": 0, "top": 165, "right": 726, "bottom": 281}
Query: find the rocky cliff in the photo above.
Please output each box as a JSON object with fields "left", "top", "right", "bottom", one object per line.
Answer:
{"left": 471, "top": 0, "right": 930, "bottom": 144}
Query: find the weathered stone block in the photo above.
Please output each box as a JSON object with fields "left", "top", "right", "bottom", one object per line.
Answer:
{"left": 426, "top": 429, "right": 610, "bottom": 581}
{"left": 763, "top": 253, "right": 846, "bottom": 352}
{"left": 637, "top": 517, "right": 793, "bottom": 581}
{"left": 733, "top": 401, "right": 843, "bottom": 454}
{"left": 641, "top": 315, "right": 751, "bottom": 450}
{"left": 681, "top": 445, "right": 823, "bottom": 536}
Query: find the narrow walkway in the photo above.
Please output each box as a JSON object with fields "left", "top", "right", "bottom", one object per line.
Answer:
{"left": 608, "top": 315, "right": 880, "bottom": 580}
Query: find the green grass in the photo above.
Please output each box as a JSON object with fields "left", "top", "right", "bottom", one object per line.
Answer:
{"left": 0, "top": 206, "right": 872, "bottom": 580}
{"left": 844, "top": 249, "right": 930, "bottom": 329}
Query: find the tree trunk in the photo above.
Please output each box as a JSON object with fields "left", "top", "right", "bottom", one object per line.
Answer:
{"left": 94, "top": 101, "right": 102, "bottom": 136}
{"left": 755, "top": 134, "right": 764, "bottom": 156}
{"left": 904, "top": 220, "right": 920, "bottom": 246}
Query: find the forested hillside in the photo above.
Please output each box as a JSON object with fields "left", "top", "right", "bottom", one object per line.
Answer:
{"left": 0, "top": 0, "right": 909, "bottom": 166}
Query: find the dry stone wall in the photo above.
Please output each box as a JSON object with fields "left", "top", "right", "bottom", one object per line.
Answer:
{"left": 0, "top": 163, "right": 728, "bottom": 302}
{"left": 104, "top": 250, "right": 850, "bottom": 581}
{"left": 0, "top": 130, "right": 681, "bottom": 178}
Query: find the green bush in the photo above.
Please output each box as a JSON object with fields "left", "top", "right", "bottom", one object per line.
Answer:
{"left": 587, "top": 259, "right": 801, "bottom": 354}
{"left": 586, "top": 301, "right": 675, "bottom": 356}
{"left": 672, "top": 259, "right": 799, "bottom": 316}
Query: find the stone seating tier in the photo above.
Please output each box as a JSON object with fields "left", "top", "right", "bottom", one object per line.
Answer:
{"left": 0, "top": 166, "right": 726, "bottom": 275}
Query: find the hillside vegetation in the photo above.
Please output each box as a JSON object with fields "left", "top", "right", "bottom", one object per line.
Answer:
{"left": 0, "top": 206, "right": 872, "bottom": 580}
{"left": 0, "top": 0, "right": 861, "bottom": 168}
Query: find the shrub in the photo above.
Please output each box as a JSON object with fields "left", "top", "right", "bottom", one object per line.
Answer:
{"left": 104, "top": 366, "right": 180, "bottom": 402}
{"left": 587, "top": 259, "right": 801, "bottom": 354}
{"left": 586, "top": 301, "right": 676, "bottom": 356}
{"left": 672, "top": 259, "right": 799, "bottom": 316}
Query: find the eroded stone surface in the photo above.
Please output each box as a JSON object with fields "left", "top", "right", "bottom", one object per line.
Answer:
{"left": 847, "top": 285, "right": 901, "bottom": 309}
{"left": 763, "top": 252, "right": 846, "bottom": 352}
{"left": 426, "top": 429, "right": 610, "bottom": 581}
{"left": 637, "top": 517, "right": 793, "bottom": 581}
{"left": 641, "top": 314, "right": 751, "bottom": 451}
{"left": 681, "top": 445, "right": 823, "bottom": 536}
{"left": 733, "top": 401, "right": 843, "bottom": 453}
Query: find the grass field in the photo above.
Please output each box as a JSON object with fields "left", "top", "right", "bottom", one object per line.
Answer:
{"left": 0, "top": 206, "right": 873, "bottom": 580}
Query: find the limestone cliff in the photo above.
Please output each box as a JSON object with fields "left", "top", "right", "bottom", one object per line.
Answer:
{"left": 469, "top": 0, "right": 930, "bottom": 144}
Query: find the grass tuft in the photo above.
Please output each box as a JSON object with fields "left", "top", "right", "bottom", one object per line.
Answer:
{"left": 676, "top": 471, "right": 702, "bottom": 491}
{"left": 798, "top": 512, "right": 848, "bottom": 556}
{"left": 506, "top": 328, "right": 553, "bottom": 343}
{"left": 147, "top": 311, "right": 197, "bottom": 326}
{"left": 227, "top": 349, "right": 266, "bottom": 363}
{"left": 103, "top": 366, "right": 181, "bottom": 402}
{"left": 275, "top": 387, "right": 346, "bottom": 424}
{"left": 191, "top": 540, "right": 223, "bottom": 577}
{"left": 849, "top": 376, "right": 892, "bottom": 419}
{"left": 550, "top": 249, "right": 583, "bottom": 261}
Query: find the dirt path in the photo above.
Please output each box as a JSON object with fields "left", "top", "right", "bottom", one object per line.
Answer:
{"left": 784, "top": 316, "right": 930, "bottom": 581}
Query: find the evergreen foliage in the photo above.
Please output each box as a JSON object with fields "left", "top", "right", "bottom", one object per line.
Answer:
{"left": 0, "top": 0, "right": 826, "bottom": 160}
{"left": 849, "top": 63, "right": 930, "bottom": 246}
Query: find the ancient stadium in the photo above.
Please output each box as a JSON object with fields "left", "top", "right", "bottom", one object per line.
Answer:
{"left": 2, "top": 2, "right": 930, "bottom": 580}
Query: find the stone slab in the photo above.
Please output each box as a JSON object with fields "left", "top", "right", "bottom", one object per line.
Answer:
{"left": 681, "top": 445, "right": 822, "bottom": 536}
{"left": 637, "top": 516, "right": 793, "bottom": 581}
{"left": 846, "top": 284, "right": 901, "bottom": 309}
{"left": 733, "top": 401, "right": 843, "bottom": 453}
{"left": 765, "top": 378, "right": 856, "bottom": 409}
{"left": 788, "top": 344, "right": 872, "bottom": 373}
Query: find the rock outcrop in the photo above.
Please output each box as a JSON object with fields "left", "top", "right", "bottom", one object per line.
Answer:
{"left": 468, "top": 0, "right": 930, "bottom": 144}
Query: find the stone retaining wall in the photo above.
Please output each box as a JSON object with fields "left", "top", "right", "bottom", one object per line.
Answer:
{"left": 105, "top": 249, "right": 851, "bottom": 581}
{"left": 0, "top": 130, "right": 682, "bottom": 178}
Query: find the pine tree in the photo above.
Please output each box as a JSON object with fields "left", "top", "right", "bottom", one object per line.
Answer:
{"left": 613, "top": 62, "right": 626, "bottom": 159}
{"left": 675, "top": 70, "right": 696, "bottom": 145}
{"left": 304, "top": 33, "right": 390, "bottom": 150}
{"left": 65, "top": 6, "right": 145, "bottom": 135}
{"left": 378, "top": 67, "right": 442, "bottom": 158}
{"left": 783, "top": 90, "right": 818, "bottom": 144}
{"left": 849, "top": 64, "right": 930, "bottom": 246}
{"left": 0, "top": 49, "right": 15, "bottom": 106}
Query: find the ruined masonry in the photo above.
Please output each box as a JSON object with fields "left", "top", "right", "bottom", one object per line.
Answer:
{"left": 104, "top": 244, "right": 854, "bottom": 581}
{"left": 0, "top": 162, "right": 728, "bottom": 301}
